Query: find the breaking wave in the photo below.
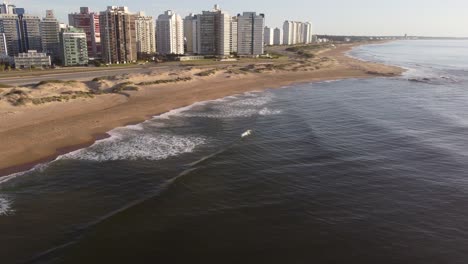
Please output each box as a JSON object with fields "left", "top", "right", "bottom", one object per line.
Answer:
{"left": 61, "top": 132, "right": 206, "bottom": 162}
{"left": 0, "top": 196, "right": 13, "bottom": 216}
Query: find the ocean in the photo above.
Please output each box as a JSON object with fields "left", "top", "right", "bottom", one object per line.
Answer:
{"left": 1, "top": 40, "right": 468, "bottom": 263}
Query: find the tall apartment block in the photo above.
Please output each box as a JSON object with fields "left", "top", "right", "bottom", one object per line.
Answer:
{"left": 0, "top": 9, "right": 41, "bottom": 57}
{"left": 264, "top": 26, "right": 274, "bottom": 46}
{"left": 156, "top": 10, "right": 184, "bottom": 55}
{"left": 135, "top": 11, "right": 156, "bottom": 57}
{"left": 237, "top": 12, "right": 265, "bottom": 56}
{"left": 69, "top": 7, "right": 101, "bottom": 58}
{"left": 0, "top": 2, "right": 15, "bottom": 14}
{"left": 230, "top": 16, "right": 238, "bottom": 54}
{"left": 183, "top": 14, "right": 197, "bottom": 54}
{"left": 60, "top": 26, "right": 88, "bottom": 66}
{"left": 40, "top": 10, "right": 60, "bottom": 62}
{"left": 196, "top": 5, "right": 231, "bottom": 57}
{"left": 99, "top": 6, "right": 137, "bottom": 64}
{"left": 283, "top": 21, "right": 313, "bottom": 45}
{"left": 273, "top": 27, "right": 283, "bottom": 45}
{"left": 0, "top": 13, "right": 20, "bottom": 56}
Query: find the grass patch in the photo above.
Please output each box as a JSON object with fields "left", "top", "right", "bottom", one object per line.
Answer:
{"left": 0, "top": 83, "right": 12, "bottom": 88}
{"left": 35, "top": 80, "right": 77, "bottom": 87}
{"left": 196, "top": 69, "right": 217, "bottom": 76}
{"left": 137, "top": 77, "right": 192, "bottom": 86}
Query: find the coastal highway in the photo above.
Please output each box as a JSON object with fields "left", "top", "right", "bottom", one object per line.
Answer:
{"left": 0, "top": 64, "right": 174, "bottom": 86}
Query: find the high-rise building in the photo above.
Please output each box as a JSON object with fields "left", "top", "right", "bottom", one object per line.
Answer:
{"left": 60, "top": 26, "right": 88, "bottom": 66}
{"left": 0, "top": 32, "right": 7, "bottom": 56}
{"left": 230, "top": 16, "right": 238, "bottom": 54}
{"left": 264, "top": 26, "right": 274, "bottom": 46}
{"left": 273, "top": 27, "right": 283, "bottom": 45}
{"left": 0, "top": 14, "right": 20, "bottom": 56}
{"left": 196, "top": 5, "right": 231, "bottom": 56}
{"left": 283, "top": 21, "right": 312, "bottom": 45}
{"left": 303, "top": 22, "right": 313, "bottom": 44}
{"left": 0, "top": 2, "right": 15, "bottom": 14}
{"left": 156, "top": 10, "right": 184, "bottom": 55}
{"left": 135, "top": 11, "right": 156, "bottom": 57}
{"left": 18, "top": 13, "right": 42, "bottom": 53}
{"left": 69, "top": 7, "right": 101, "bottom": 58}
{"left": 99, "top": 6, "right": 137, "bottom": 64}
{"left": 40, "top": 10, "right": 60, "bottom": 63}
{"left": 237, "top": 12, "right": 264, "bottom": 56}
{"left": 183, "top": 14, "right": 196, "bottom": 54}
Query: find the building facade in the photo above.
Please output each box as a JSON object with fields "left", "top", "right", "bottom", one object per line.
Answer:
{"left": 0, "top": 14, "right": 20, "bottom": 56}
{"left": 18, "top": 14, "right": 42, "bottom": 53}
{"left": 69, "top": 7, "right": 101, "bottom": 58}
{"left": 230, "top": 16, "right": 238, "bottom": 54}
{"left": 196, "top": 5, "right": 231, "bottom": 56}
{"left": 183, "top": 14, "right": 196, "bottom": 54}
{"left": 237, "top": 12, "right": 265, "bottom": 56}
{"left": 60, "top": 27, "right": 88, "bottom": 66}
{"left": 156, "top": 10, "right": 184, "bottom": 55}
{"left": 283, "top": 21, "right": 312, "bottom": 45}
{"left": 135, "top": 11, "right": 156, "bottom": 57}
{"left": 264, "top": 26, "right": 274, "bottom": 46}
{"left": 40, "top": 10, "right": 60, "bottom": 63}
{"left": 14, "top": 50, "right": 51, "bottom": 68}
{"left": 273, "top": 27, "right": 283, "bottom": 45}
{"left": 99, "top": 6, "right": 137, "bottom": 64}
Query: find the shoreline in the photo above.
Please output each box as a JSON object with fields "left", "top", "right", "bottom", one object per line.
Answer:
{"left": 0, "top": 42, "right": 404, "bottom": 179}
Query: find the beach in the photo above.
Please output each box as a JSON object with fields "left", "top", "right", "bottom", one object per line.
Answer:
{"left": 0, "top": 42, "right": 403, "bottom": 177}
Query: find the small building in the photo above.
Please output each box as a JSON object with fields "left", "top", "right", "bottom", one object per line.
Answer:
{"left": 14, "top": 50, "right": 51, "bottom": 68}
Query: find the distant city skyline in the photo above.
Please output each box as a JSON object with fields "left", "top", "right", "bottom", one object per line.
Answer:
{"left": 9, "top": 0, "right": 468, "bottom": 37}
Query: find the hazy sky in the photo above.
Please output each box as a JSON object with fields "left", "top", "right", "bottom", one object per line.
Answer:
{"left": 13, "top": 0, "right": 468, "bottom": 37}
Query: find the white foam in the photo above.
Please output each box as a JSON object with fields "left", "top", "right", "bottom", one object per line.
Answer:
{"left": 259, "top": 108, "right": 282, "bottom": 116}
{"left": 0, "top": 196, "right": 13, "bottom": 216}
{"left": 62, "top": 133, "right": 206, "bottom": 161}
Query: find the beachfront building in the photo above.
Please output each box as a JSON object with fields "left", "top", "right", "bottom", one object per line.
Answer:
{"left": 99, "top": 6, "right": 137, "bottom": 64}
{"left": 283, "top": 20, "right": 313, "bottom": 45}
{"left": 237, "top": 12, "right": 265, "bottom": 56}
{"left": 195, "top": 5, "right": 231, "bottom": 57}
{"left": 40, "top": 10, "right": 60, "bottom": 63}
{"left": 183, "top": 14, "right": 197, "bottom": 54}
{"left": 264, "top": 26, "right": 274, "bottom": 46}
{"left": 0, "top": 14, "right": 19, "bottom": 56}
{"left": 135, "top": 11, "right": 156, "bottom": 58}
{"left": 14, "top": 50, "right": 51, "bottom": 68}
{"left": 60, "top": 27, "right": 88, "bottom": 66}
{"left": 273, "top": 27, "right": 283, "bottom": 45}
{"left": 303, "top": 22, "right": 313, "bottom": 43}
{"left": 68, "top": 7, "right": 101, "bottom": 59}
{"left": 230, "top": 16, "right": 238, "bottom": 54}
{"left": 0, "top": 2, "right": 15, "bottom": 14}
{"left": 18, "top": 12, "right": 42, "bottom": 53}
{"left": 0, "top": 10, "right": 42, "bottom": 57}
{"left": 0, "top": 32, "right": 7, "bottom": 55}
{"left": 156, "top": 10, "right": 184, "bottom": 55}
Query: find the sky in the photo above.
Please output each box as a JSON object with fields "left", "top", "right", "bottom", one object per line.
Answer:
{"left": 12, "top": 0, "right": 468, "bottom": 37}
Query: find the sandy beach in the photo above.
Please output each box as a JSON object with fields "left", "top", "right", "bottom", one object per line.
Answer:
{"left": 0, "top": 42, "right": 404, "bottom": 176}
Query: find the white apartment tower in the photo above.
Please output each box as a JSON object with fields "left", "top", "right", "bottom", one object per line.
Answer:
{"left": 135, "top": 12, "right": 156, "bottom": 56}
{"left": 237, "top": 12, "right": 265, "bottom": 56}
{"left": 230, "top": 16, "right": 238, "bottom": 54}
{"left": 273, "top": 27, "right": 283, "bottom": 45}
{"left": 40, "top": 10, "right": 60, "bottom": 62}
{"left": 156, "top": 10, "right": 184, "bottom": 55}
{"left": 196, "top": 5, "right": 231, "bottom": 56}
{"left": 264, "top": 26, "right": 274, "bottom": 46}
{"left": 283, "top": 20, "right": 312, "bottom": 45}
